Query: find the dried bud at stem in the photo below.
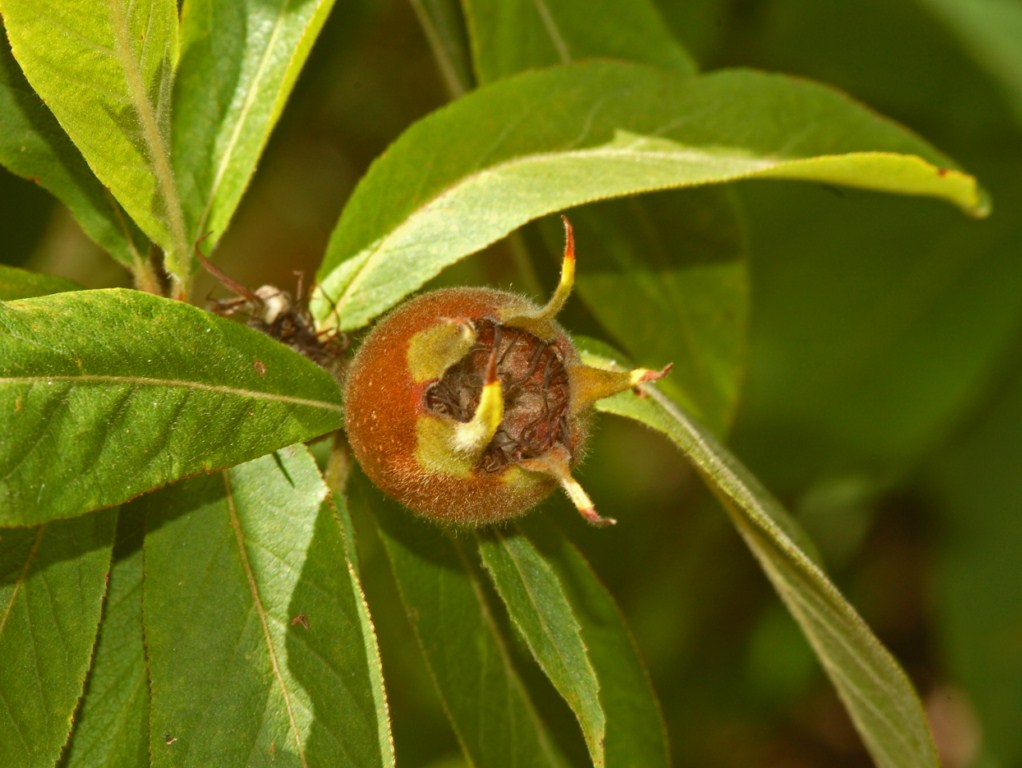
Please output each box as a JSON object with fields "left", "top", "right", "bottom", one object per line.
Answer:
{"left": 195, "top": 238, "right": 349, "bottom": 377}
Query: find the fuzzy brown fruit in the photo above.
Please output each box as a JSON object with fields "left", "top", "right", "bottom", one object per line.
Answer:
{"left": 344, "top": 217, "right": 670, "bottom": 526}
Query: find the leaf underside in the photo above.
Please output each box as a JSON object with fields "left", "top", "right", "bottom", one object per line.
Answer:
{"left": 0, "top": 0, "right": 187, "bottom": 268}
{"left": 314, "top": 61, "right": 986, "bottom": 334}
{"left": 0, "top": 39, "right": 144, "bottom": 267}
{"left": 585, "top": 345, "right": 940, "bottom": 768}
{"left": 173, "top": 0, "right": 338, "bottom": 253}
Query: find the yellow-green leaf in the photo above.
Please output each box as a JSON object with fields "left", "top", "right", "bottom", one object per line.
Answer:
{"left": 315, "top": 62, "right": 987, "bottom": 333}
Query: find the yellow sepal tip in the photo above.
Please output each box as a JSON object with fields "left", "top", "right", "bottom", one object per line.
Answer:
{"left": 520, "top": 445, "right": 616, "bottom": 527}
{"left": 502, "top": 215, "right": 577, "bottom": 335}
{"left": 453, "top": 344, "right": 504, "bottom": 458}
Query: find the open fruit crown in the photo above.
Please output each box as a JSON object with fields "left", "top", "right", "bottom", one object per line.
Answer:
{"left": 344, "top": 216, "right": 671, "bottom": 527}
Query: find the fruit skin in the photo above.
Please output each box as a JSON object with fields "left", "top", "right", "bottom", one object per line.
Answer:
{"left": 344, "top": 286, "right": 586, "bottom": 526}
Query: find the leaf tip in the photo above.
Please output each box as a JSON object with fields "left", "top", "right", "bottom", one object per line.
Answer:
{"left": 970, "top": 186, "right": 993, "bottom": 219}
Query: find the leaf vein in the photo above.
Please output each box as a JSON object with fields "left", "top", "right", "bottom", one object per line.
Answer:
{"left": 0, "top": 375, "right": 343, "bottom": 414}
{"left": 0, "top": 382, "right": 70, "bottom": 483}
{"left": 0, "top": 682, "right": 32, "bottom": 756}
{"left": 331, "top": 143, "right": 777, "bottom": 315}
{"left": 223, "top": 471, "right": 308, "bottom": 766}
{"left": 529, "top": 0, "right": 570, "bottom": 62}
{"left": 195, "top": 0, "right": 295, "bottom": 239}
{"left": 0, "top": 527, "right": 46, "bottom": 637}
{"left": 108, "top": 0, "right": 189, "bottom": 281}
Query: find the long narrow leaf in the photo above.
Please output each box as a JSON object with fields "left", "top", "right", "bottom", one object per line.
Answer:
{"left": 0, "top": 0, "right": 190, "bottom": 278}
{"left": 0, "top": 290, "right": 343, "bottom": 525}
{"left": 583, "top": 346, "right": 940, "bottom": 768}
{"left": 173, "top": 0, "right": 338, "bottom": 250}
{"left": 315, "top": 61, "right": 987, "bottom": 332}
{"left": 476, "top": 528, "right": 605, "bottom": 766}
{"left": 370, "top": 488, "right": 566, "bottom": 767}
{"left": 0, "top": 511, "right": 115, "bottom": 768}
{"left": 520, "top": 518, "right": 670, "bottom": 768}
{"left": 329, "top": 490, "right": 395, "bottom": 767}
{"left": 60, "top": 511, "right": 149, "bottom": 768}
{"left": 142, "top": 446, "right": 391, "bottom": 767}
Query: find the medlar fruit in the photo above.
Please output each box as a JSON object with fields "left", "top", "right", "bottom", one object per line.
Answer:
{"left": 344, "top": 217, "right": 670, "bottom": 526}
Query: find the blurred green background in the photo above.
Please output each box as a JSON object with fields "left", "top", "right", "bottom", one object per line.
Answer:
{"left": 4, "top": 1, "right": 1020, "bottom": 765}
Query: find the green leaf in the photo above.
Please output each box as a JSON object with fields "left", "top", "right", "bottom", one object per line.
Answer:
{"left": 519, "top": 518, "right": 670, "bottom": 768}
{"left": 0, "top": 264, "right": 80, "bottom": 301}
{"left": 0, "top": 38, "right": 145, "bottom": 268}
{"left": 462, "top": 1, "right": 745, "bottom": 433}
{"left": 0, "top": 289, "right": 342, "bottom": 526}
{"left": 315, "top": 61, "right": 987, "bottom": 332}
{"left": 173, "top": 0, "right": 338, "bottom": 250}
{"left": 582, "top": 346, "right": 940, "bottom": 768}
{"left": 728, "top": 1, "right": 1016, "bottom": 140}
{"left": 0, "top": 510, "right": 116, "bottom": 768}
{"left": 463, "top": 0, "right": 696, "bottom": 81}
{"left": 142, "top": 446, "right": 393, "bottom": 767}
{"left": 369, "top": 488, "right": 566, "bottom": 767}
{"left": 60, "top": 511, "right": 149, "bottom": 768}
{"left": 476, "top": 528, "right": 605, "bottom": 767}
{"left": 0, "top": 0, "right": 190, "bottom": 278}
{"left": 328, "top": 489, "right": 395, "bottom": 767}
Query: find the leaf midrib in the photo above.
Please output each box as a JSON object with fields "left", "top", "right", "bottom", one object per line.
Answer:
{"left": 446, "top": 538, "right": 563, "bottom": 766}
{"left": 530, "top": 0, "right": 571, "bottom": 62}
{"left": 0, "top": 526, "right": 46, "bottom": 637}
{"left": 493, "top": 532, "right": 605, "bottom": 766}
{"left": 0, "top": 375, "right": 342, "bottom": 414}
{"left": 194, "top": 0, "right": 294, "bottom": 240}
{"left": 330, "top": 143, "right": 884, "bottom": 316}
{"left": 108, "top": 0, "right": 188, "bottom": 281}
{"left": 223, "top": 470, "right": 308, "bottom": 766}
